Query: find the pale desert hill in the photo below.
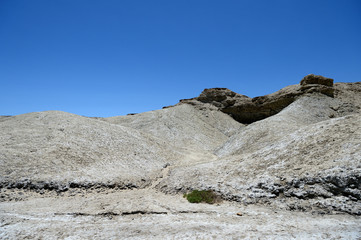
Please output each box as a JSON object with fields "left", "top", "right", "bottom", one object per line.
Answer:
{"left": 104, "top": 103, "right": 243, "bottom": 152}
{"left": 0, "top": 110, "right": 187, "bottom": 189}
{"left": 0, "top": 104, "right": 244, "bottom": 190}
{"left": 1, "top": 74, "right": 360, "bottom": 239}
{"left": 159, "top": 97, "right": 361, "bottom": 214}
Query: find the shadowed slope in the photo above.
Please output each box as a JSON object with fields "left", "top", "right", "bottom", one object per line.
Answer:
{"left": 216, "top": 93, "right": 353, "bottom": 157}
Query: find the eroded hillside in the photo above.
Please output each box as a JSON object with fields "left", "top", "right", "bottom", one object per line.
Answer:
{"left": 1, "top": 74, "right": 360, "bottom": 239}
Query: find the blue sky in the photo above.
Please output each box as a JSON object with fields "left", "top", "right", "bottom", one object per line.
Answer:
{"left": 1, "top": 0, "right": 360, "bottom": 117}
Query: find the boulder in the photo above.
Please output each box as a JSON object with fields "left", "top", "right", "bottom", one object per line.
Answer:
{"left": 300, "top": 74, "right": 333, "bottom": 87}
{"left": 300, "top": 74, "right": 334, "bottom": 97}
{"left": 196, "top": 88, "right": 250, "bottom": 108}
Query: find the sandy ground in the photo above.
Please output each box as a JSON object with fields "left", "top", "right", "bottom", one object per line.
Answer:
{"left": 1, "top": 189, "right": 360, "bottom": 239}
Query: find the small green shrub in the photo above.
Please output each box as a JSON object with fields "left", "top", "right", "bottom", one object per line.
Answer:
{"left": 184, "top": 190, "right": 219, "bottom": 204}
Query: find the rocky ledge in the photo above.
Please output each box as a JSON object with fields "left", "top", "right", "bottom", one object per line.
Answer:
{"left": 178, "top": 74, "right": 354, "bottom": 124}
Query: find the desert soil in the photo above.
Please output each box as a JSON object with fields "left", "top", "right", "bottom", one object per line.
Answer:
{"left": 1, "top": 189, "right": 360, "bottom": 240}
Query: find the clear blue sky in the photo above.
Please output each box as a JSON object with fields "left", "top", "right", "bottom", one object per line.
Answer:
{"left": 1, "top": 0, "right": 360, "bottom": 117}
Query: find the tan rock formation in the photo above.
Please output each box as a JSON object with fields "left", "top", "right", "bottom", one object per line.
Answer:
{"left": 177, "top": 74, "right": 357, "bottom": 123}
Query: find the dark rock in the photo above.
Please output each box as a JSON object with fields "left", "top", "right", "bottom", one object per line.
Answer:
{"left": 300, "top": 74, "right": 333, "bottom": 87}
{"left": 179, "top": 74, "right": 336, "bottom": 123}
{"left": 299, "top": 74, "right": 334, "bottom": 97}
{"left": 196, "top": 88, "right": 250, "bottom": 107}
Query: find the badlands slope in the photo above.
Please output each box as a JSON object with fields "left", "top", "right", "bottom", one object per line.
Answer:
{"left": 1, "top": 75, "right": 361, "bottom": 239}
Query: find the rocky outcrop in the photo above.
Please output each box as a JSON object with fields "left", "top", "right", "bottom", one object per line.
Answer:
{"left": 196, "top": 88, "right": 251, "bottom": 108}
{"left": 299, "top": 74, "right": 334, "bottom": 97}
{"left": 179, "top": 74, "right": 337, "bottom": 123}
{"left": 300, "top": 74, "right": 333, "bottom": 86}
